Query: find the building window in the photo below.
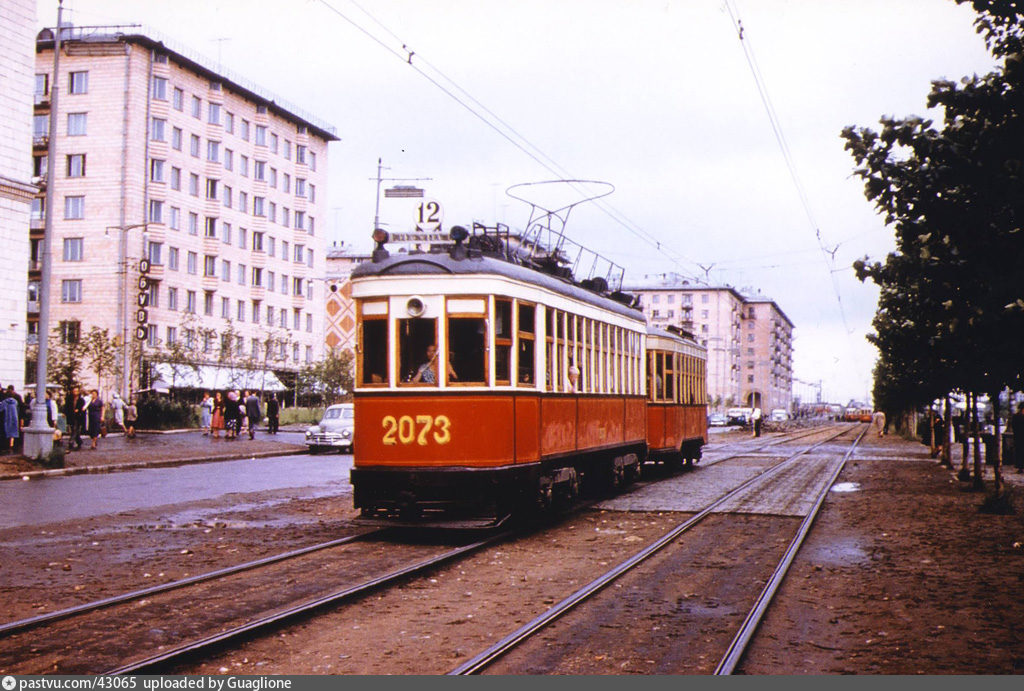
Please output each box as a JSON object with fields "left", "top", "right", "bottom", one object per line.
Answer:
{"left": 237, "top": 300, "right": 245, "bottom": 322}
{"left": 206, "top": 178, "right": 219, "bottom": 200}
{"left": 205, "top": 217, "right": 217, "bottom": 238}
{"left": 252, "top": 301, "right": 261, "bottom": 322}
{"left": 223, "top": 185, "right": 232, "bottom": 208}
{"left": 173, "top": 87, "right": 184, "bottom": 111}
{"left": 166, "top": 326, "right": 177, "bottom": 345}
{"left": 168, "top": 247, "right": 179, "bottom": 270}
{"left": 204, "top": 291, "right": 214, "bottom": 316}
{"left": 225, "top": 112, "right": 234, "bottom": 133}
{"left": 255, "top": 125, "right": 266, "bottom": 146}
{"left": 68, "top": 71, "right": 88, "bottom": 94}
{"left": 147, "top": 283, "right": 160, "bottom": 308}
{"left": 67, "top": 112, "right": 87, "bottom": 136}
{"left": 191, "top": 95, "right": 202, "bottom": 118}
{"left": 293, "top": 243, "right": 304, "bottom": 263}
{"left": 237, "top": 264, "right": 246, "bottom": 285}
{"left": 150, "top": 117, "right": 166, "bottom": 141}
{"left": 167, "top": 287, "right": 178, "bottom": 311}
{"left": 207, "top": 140, "right": 220, "bottom": 162}
{"left": 149, "top": 199, "right": 164, "bottom": 223}
{"left": 189, "top": 173, "right": 199, "bottom": 197}
{"left": 222, "top": 222, "right": 232, "bottom": 245}
{"left": 254, "top": 160, "right": 266, "bottom": 181}
{"left": 238, "top": 227, "right": 247, "bottom": 249}
{"left": 309, "top": 151, "right": 316, "bottom": 171}
{"left": 190, "top": 135, "right": 200, "bottom": 157}
{"left": 203, "top": 255, "right": 216, "bottom": 277}
{"left": 240, "top": 155, "right": 249, "bottom": 177}
{"left": 221, "top": 297, "right": 230, "bottom": 318}
{"left": 240, "top": 119, "right": 250, "bottom": 141}
{"left": 187, "top": 251, "right": 198, "bottom": 275}
{"left": 186, "top": 290, "right": 197, "bottom": 314}
{"left": 64, "top": 196, "right": 84, "bottom": 219}
{"left": 270, "top": 133, "right": 278, "bottom": 153}
{"left": 253, "top": 196, "right": 265, "bottom": 217}
{"left": 59, "top": 320, "right": 81, "bottom": 344}
{"left": 62, "top": 237, "right": 83, "bottom": 262}
{"left": 66, "top": 153, "right": 86, "bottom": 177}
{"left": 151, "top": 76, "right": 167, "bottom": 100}
{"left": 295, "top": 178, "right": 306, "bottom": 197}
{"left": 208, "top": 102, "right": 221, "bottom": 125}
{"left": 171, "top": 127, "right": 182, "bottom": 150}
{"left": 306, "top": 313, "right": 313, "bottom": 332}
{"left": 35, "top": 73, "right": 49, "bottom": 96}
{"left": 150, "top": 158, "right": 165, "bottom": 182}
{"left": 251, "top": 267, "right": 263, "bottom": 286}
{"left": 61, "top": 279, "right": 82, "bottom": 303}
{"left": 221, "top": 259, "right": 231, "bottom": 282}
{"left": 169, "top": 206, "right": 180, "bottom": 230}
{"left": 296, "top": 145, "right": 307, "bottom": 164}
{"left": 252, "top": 231, "right": 265, "bottom": 252}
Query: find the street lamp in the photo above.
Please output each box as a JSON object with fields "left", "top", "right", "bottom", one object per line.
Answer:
{"left": 23, "top": 2, "right": 64, "bottom": 461}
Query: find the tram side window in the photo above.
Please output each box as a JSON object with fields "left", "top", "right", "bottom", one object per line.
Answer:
{"left": 495, "top": 299, "right": 512, "bottom": 385}
{"left": 361, "top": 319, "right": 388, "bottom": 385}
{"left": 448, "top": 317, "right": 486, "bottom": 384}
{"left": 665, "top": 353, "right": 678, "bottom": 403}
{"left": 399, "top": 317, "right": 438, "bottom": 384}
{"left": 517, "top": 302, "right": 535, "bottom": 385}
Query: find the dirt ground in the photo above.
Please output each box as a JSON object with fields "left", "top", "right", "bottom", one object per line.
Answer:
{"left": 3, "top": 426, "right": 1023, "bottom": 674}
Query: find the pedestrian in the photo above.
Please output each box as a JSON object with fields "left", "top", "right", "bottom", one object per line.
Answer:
{"left": 45, "top": 390, "right": 57, "bottom": 429}
{"left": 872, "top": 410, "right": 886, "bottom": 437}
{"left": 63, "top": 387, "right": 81, "bottom": 450}
{"left": 86, "top": 389, "right": 104, "bottom": 450}
{"left": 224, "top": 390, "right": 239, "bottom": 440}
{"left": 74, "top": 388, "right": 88, "bottom": 450}
{"left": 1011, "top": 403, "right": 1024, "bottom": 473}
{"left": 125, "top": 397, "right": 138, "bottom": 439}
{"left": 200, "top": 391, "right": 213, "bottom": 435}
{"left": 751, "top": 407, "right": 763, "bottom": 438}
{"left": 244, "top": 390, "right": 262, "bottom": 440}
{"left": 109, "top": 392, "right": 127, "bottom": 434}
{"left": 2, "top": 389, "right": 19, "bottom": 453}
{"left": 211, "top": 391, "right": 225, "bottom": 439}
{"left": 266, "top": 394, "right": 280, "bottom": 435}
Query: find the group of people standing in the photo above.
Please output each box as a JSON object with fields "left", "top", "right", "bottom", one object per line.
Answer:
{"left": 199, "top": 390, "right": 281, "bottom": 440}
{"left": 62, "top": 387, "right": 138, "bottom": 451}
{"left": 1, "top": 385, "right": 27, "bottom": 453}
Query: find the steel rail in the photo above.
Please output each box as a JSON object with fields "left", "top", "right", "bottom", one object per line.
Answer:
{"left": 108, "top": 530, "right": 514, "bottom": 675}
{"left": 0, "top": 529, "right": 384, "bottom": 638}
{"left": 714, "top": 424, "right": 869, "bottom": 674}
{"left": 448, "top": 425, "right": 855, "bottom": 675}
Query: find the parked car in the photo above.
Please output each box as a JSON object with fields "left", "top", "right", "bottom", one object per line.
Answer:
{"left": 770, "top": 409, "right": 790, "bottom": 422}
{"left": 726, "top": 407, "right": 753, "bottom": 426}
{"left": 305, "top": 403, "right": 354, "bottom": 453}
{"left": 708, "top": 412, "right": 728, "bottom": 427}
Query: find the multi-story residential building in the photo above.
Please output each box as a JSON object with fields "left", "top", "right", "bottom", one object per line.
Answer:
{"left": 0, "top": 0, "right": 36, "bottom": 391}
{"left": 31, "top": 26, "right": 338, "bottom": 395}
{"left": 324, "top": 242, "right": 371, "bottom": 354}
{"left": 625, "top": 273, "right": 794, "bottom": 413}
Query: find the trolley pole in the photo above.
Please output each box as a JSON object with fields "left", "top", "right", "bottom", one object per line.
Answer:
{"left": 23, "top": 0, "right": 64, "bottom": 461}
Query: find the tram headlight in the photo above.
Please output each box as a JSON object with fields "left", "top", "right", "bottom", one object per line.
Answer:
{"left": 407, "top": 296, "right": 426, "bottom": 317}
{"left": 372, "top": 228, "right": 389, "bottom": 246}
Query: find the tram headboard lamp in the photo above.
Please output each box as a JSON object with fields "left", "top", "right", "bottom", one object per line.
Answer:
{"left": 449, "top": 225, "right": 469, "bottom": 260}
{"left": 371, "top": 228, "right": 390, "bottom": 262}
{"left": 407, "top": 296, "right": 426, "bottom": 317}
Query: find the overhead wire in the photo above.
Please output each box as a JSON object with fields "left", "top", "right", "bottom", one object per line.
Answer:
{"left": 315, "top": 0, "right": 704, "bottom": 282}
{"left": 723, "top": 0, "right": 854, "bottom": 334}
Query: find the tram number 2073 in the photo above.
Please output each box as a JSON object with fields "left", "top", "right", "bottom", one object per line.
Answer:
{"left": 381, "top": 414, "right": 452, "bottom": 446}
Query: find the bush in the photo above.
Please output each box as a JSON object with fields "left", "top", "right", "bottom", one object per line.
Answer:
{"left": 279, "top": 406, "right": 324, "bottom": 426}
{"left": 136, "top": 395, "right": 197, "bottom": 430}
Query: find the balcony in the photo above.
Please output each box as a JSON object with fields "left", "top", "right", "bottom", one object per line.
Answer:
{"left": 32, "top": 135, "right": 48, "bottom": 149}
{"left": 34, "top": 92, "right": 50, "bottom": 108}
{"left": 30, "top": 217, "right": 45, "bottom": 231}
{"left": 27, "top": 300, "right": 40, "bottom": 314}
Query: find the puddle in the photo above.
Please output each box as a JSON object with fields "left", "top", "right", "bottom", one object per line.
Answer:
{"left": 831, "top": 482, "right": 860, "bottom": 493}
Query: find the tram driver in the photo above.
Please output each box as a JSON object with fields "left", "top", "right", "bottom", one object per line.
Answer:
{"left": 411, "top": 344, "right": 458, "bottom": 384}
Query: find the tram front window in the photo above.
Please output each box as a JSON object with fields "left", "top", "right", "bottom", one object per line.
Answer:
{"left": 448, "top": 317, "right": 486, "bottom": 384}
{"left": 361, "top": 319, "right": 388, "bottom": 385}
{"left": 400, "top": 318, "right": 438, "bottom": 384}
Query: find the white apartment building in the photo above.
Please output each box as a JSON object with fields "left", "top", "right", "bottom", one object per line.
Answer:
{"left": 625, "top": 273, "right": 794, "bottom": 413}
{"left": 0, "top": 0, "right": 36, "bottom": 391}
{"left": 31, "top": 26, "right": 338, "bottom": 395}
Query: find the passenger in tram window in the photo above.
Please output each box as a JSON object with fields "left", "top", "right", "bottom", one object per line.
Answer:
{"left": 412, "top": 344, "right": 457, "bottom": 384}
{"left": 567, "top": 364, "right": 580, "bottom": 392}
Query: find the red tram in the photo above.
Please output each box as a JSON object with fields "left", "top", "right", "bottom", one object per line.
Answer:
{"left": 350, "top": 226, "right": 707, "bottom": 525}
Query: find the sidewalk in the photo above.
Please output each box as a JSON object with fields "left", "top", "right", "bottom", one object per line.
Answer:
{"left": 0, "top": 428, "right": 308, "bottom": 481}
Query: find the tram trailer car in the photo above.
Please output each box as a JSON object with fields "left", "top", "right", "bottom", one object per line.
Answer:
{"left": 349, "top": 227, "right": 706, "bottom": 526}
{"left": 645, "top": 325, "right": 707, "bottom": 467}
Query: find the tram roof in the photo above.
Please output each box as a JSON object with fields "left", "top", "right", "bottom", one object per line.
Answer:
{"left": 646, "top": 324, "right": 706, "bottom": 355}
{"left": 351, "top": 250, "right": 645, "bottom": 323}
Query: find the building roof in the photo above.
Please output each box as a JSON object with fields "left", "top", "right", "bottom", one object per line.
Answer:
{"left": 37, "top": 24, "right": 339, "bottom": 142}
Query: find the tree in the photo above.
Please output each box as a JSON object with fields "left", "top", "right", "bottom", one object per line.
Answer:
{"left": 47, "top": 326, "right": 85, "bottom": 394}
{"left": 299, "top": 348, "right": 354, "bottom": 406}
{"left": 81, "top": 327, "right": 119, "bottom": 394}
{"left": 842, "top": 0, "right": 1024, "bottom": 495}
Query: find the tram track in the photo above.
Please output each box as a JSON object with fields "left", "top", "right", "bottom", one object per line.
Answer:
{"left": 0, "top": 527, "right": 512, "bottom": 675}
{"left": 448, "top": 424, "right": 866, "bottom": 674}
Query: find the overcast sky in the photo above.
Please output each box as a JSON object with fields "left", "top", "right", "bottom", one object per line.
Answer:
{"left": 39, "top": 0, "right": 1000, "bottom": 404}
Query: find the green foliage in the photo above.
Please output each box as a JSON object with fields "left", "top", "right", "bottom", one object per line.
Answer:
{"left": 136, "top": 395, "right": 197, "bottom": 430}
{"left": 278, "top": 406, "right": 325, "bottom": 426}
{"left": 843, "top": 2, "right": 1024, "bottom": 413}
{"left": 47, "top": 327, "right": 84, "bottom": 393}
{"left": 298, "top": 348, "right": 354, "bottom": 405}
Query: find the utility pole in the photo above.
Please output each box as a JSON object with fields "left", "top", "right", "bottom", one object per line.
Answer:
{"left": 24, "top": 0, "right": 64, "bottom": 460}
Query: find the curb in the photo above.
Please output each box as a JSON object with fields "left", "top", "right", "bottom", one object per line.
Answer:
{"left": 0, "top": 447, "right": 307, "bottom": 482}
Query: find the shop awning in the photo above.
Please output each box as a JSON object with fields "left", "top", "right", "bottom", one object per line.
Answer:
{"left": 150, "top": 363, "right": 287, "bottom": 392}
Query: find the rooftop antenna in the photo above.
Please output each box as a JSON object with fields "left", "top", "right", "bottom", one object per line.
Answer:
{"left": 211, "top": 37, "right": 230, "bottom": 69}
